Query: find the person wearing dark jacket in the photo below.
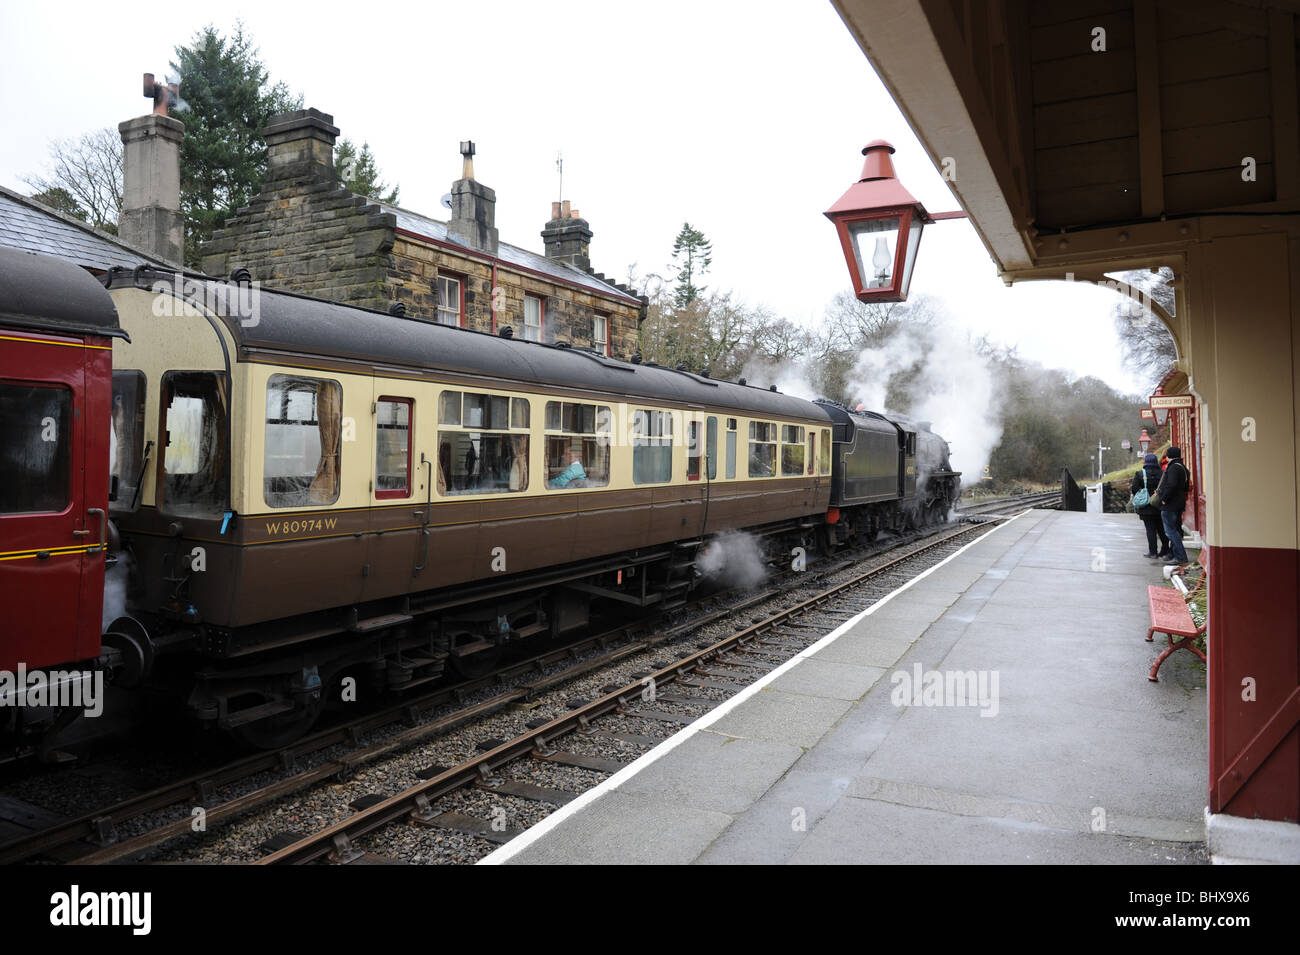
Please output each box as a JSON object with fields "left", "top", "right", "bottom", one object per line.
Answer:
{"left": 1131, "top": 452, "right": 1169, "bottom": 558}
{"left": 1151, "top": 445, "right": 1190, "bottom": 564}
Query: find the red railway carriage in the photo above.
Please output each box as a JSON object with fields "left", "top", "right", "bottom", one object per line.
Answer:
{"left": 0, "top": 248, "right": 125, "bottom": 672}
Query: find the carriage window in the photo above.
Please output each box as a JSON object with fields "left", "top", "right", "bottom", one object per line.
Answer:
{"left": 375, "top": 397, "right": 411, "bottom": 499}
{"left": 782, "top": 425, "right": 805, "bottom": 476}
{"left": 439, "top": 391, "right": 461, "bottom": 426}
{"left": 110, "top": 371, "right": 146, "bottom": 511}
{"left": 687, "top": 421, "right": 701, "bottom": 481}
{"left": 161, "top": 372, "right": 229, "bottom": 517}
{"left": 820, "top": 429, "right": 831, "bottom": 474}
{"left": 748, "top": 421, "right": 776, "bottom": 477}
{"left": 807, "top": 432, "right": 816, "bottom": 476}
{"left": 0, "top": 382, "right": 71, "bottom": 514}
{"left": 544, "top": 401, "right": 610, "bottom": 489}
{"left": 264, "top": 374, "right": 341, "bottom": 508}
{"left": 706, "top": 417, "right": 718, "bottom": 480}
{"left": 633, "top": 410, "right": 673, "bottom": 484}
{"left": 726, "top": 419, "right": 737, "bottom": 479}
{"left": 438, "top": 389, "right": 529, "bottom": 495}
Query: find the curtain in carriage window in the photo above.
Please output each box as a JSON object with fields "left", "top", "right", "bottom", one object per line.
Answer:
{"left": 264, "top": 374, "right": 342, "bottom": 508}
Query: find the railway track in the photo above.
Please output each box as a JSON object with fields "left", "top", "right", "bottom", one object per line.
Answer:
{"left": 0, "top": 516, "right": 995, "bottom": 865}
{"left": 254, "top": 519, "right": 996, "bottom": 865}
{"left": 957, "top": 489, "right": 1061, "bottom": 516}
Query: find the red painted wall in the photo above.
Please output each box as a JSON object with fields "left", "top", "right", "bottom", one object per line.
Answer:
{"left": 1208, "top": 543, "right": 1300, "bottom": 821}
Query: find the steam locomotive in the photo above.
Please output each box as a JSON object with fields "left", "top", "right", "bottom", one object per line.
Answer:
{"left": 0, "top": 247, "right": 959, "bottom": 750}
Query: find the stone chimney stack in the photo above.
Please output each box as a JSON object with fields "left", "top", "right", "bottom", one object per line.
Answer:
{"left": 447, "top": 141, "right": 499, "bottom": 256}
{"left": 541, "top": 199, "right": 593, "bottom": 271}
{"left": 118, "top": 112, "right": 185, "bottom": 264}
{"left": 263, "top": 108, "right": 339, "bottom": 184}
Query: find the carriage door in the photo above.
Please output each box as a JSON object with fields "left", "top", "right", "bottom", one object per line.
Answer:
{"left": 364, "top": 389, "right": 416, "bottom": 602}
{"left": 0, "top": 333, "right": 98, "bottom": 670}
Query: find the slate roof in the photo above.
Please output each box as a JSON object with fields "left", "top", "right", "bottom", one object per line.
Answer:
{"left": 0, "top": 185, "right": 169, "bottom": 272}
{"left": 380, "top": 203, "right": 642, "bottom": 306}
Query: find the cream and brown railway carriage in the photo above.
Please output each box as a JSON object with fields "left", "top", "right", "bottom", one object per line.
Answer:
{"left": 102, "top": 267, "right": 834, "bottom": 743}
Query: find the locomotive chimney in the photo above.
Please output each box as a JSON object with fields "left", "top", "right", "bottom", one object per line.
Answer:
{"left": 541, "top": 198, "right": 592, "bottom": 271}
{"left": 118, "top": 72, "right": 185, "bottom": 265}
{"left": 447, "top": 140, "right": 499, "bottom": 256}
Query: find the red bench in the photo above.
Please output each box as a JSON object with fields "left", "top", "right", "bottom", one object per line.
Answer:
{"left": 1145, "top": 566, "right": 1207, "bottom": 682}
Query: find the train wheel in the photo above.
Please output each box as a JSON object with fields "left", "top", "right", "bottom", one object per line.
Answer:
{"left": 231, "top": 692, "right": 326, "bottom": 750}
{"left": 446, "top": 631, "right": 503, "bottom": 679}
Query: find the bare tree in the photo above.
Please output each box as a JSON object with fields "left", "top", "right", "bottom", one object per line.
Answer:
{"left": 1108, "top": 267, "right": 1178, "bottom": 387}
{"left": 24, "top": 128, "right": 123, "bottom": 230}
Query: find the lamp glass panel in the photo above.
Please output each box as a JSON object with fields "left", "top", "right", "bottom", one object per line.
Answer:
{"left": 848, "top": 217, "right": 900, "bottom": 290}
{"left": 897, "top": 218, "right": 924, "bottom": 299}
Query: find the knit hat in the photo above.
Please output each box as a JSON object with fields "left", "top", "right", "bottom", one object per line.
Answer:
{"left": 1167, "top": 446, "right": 1182, "bottom": 459}
{"left": 1143, "top": 452, "right": 1158, "bottom": 465}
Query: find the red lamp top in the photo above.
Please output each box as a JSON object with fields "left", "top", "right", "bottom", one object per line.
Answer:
{"left": 825, "top": 141, "right": 932, "bottom": 222}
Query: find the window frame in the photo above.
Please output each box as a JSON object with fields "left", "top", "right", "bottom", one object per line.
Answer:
{"left": 543, "top": 400, "right": 612, "bottom": 490}
{"left": 0, "top": 380, "right": 73, "bottom": 516}
{"left": 632, "top": 408, "right": 674, "bottom": 485}
{"left": 523, "top": 294, "right": 545, "bottom": 342}
{"left": 593, "top": 313, "right": 610, "bottom": 356}
{"left": 435, "top": 273, "right": 464, "bottom": 328}
{"left": 109, "top": 369, "right": 147, "bottom": 512}
{"left": 263, "top": 372, "right": 343, "bottom": 510}
{"left": 436, "top": 389, "right": 531, "bottom": 497}
{"left": 158, "top": 369, "right": 231, "bottom": 519}
{"left": 374, "top": 396, "right": 413, "bottom": 500}
{"left": 748, "top": 420, "right": 777, "bottom": 478}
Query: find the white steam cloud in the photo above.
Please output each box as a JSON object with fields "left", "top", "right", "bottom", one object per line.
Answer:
{"left": 697, "top": 531, "right": 768, "bottom": 590}
{"left": 846, "top": 320, "right": 1002, "bottom": 479}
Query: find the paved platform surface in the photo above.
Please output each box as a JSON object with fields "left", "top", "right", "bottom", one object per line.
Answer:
{"left": 485, "top": 510, "right": 1209, "bottom": 865}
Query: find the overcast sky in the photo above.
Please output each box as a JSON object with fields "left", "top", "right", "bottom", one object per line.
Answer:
{"left": 0, "top": 0, "right": 1153, "bottom": 396}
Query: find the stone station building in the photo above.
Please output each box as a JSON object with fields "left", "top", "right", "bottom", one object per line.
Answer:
{"left": 200, "top": 108, "right": 644, "bottom": 357}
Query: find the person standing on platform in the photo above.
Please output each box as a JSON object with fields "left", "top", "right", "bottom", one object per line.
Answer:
{"left": 1151, "top": 446, "right": 1190, "bottom": 565}
{"left": 1131, "top": 452, "right": 1169, "bottom": 558}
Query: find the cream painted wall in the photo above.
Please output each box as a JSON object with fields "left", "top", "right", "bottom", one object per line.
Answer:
{"left": 1188, "top": 231, "right": 1299, "bottom": 551}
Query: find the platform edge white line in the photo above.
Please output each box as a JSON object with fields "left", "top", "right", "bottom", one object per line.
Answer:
{"left": 478, "top": 512, "right": 1029, "bottom": 865}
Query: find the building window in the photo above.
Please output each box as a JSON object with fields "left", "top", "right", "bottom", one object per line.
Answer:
{"left": 544, "top": 401, "right": 611, "bottom": 488}
{"left": 593, "top": 313, "right": 609, "bottom": 355}
{"left": 748, "top": 421, "right": 776, "bottom": 477}
{"left": 264, "top": 374, "right": 341, "bottom": 508}
{"left": 524, "top": 295, "right": 544, "bottom": 341}
{"left": 437, "top": 390, "right": 530, "bottom": 495}
{"left": 436, "top": 275, "right": 462, "bottom": 327}
{"left": 375, "top": 397, "right": 412, "bottom": 499}
{"left": 632, "top": 409, "right": 673, "bottom": 484}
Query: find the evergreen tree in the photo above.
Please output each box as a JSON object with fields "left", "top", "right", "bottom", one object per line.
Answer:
{"left": 29, "top": 186, "right": 89, "bottom": 222}
{"left": 671, "top": 222, "right": 712, "bottom": 308}
{"left": 170, "top": 24, "right": 301, "bottom": 265}
{"left": 335, "top": 139, "right": 399, "bottom": 204}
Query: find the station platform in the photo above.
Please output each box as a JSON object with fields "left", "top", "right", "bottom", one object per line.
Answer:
{"left": 483, "top": 510, "right": 1208, "bottom": 865}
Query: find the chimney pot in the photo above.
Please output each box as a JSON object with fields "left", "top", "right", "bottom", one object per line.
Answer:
{"left": 540, "top": 200, "right": 592, "bottom": 271}
{"left": 448, "top": 143, "right": 498, "bottom": 255}
{"left": 118, "top": 112, "right": 185, "bottom": 264}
